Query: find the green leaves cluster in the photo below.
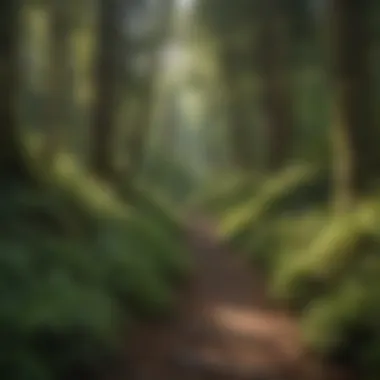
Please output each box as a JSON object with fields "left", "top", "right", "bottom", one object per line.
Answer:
{"left": 0, "top": 162, "right": 190, "bottom": 379}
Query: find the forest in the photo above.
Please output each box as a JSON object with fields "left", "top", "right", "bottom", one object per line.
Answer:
{"left": 2, "top": 0, "right": 380, "bottom": 379}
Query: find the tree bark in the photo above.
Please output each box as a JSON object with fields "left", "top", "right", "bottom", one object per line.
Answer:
{"left": 229, "top": 92, "right": 252, "bottom": 170}
{"left": 90, "top": 0, "right": 126, "bottom": 178}
{"left": 0, "top": 0, "right": 31, "bottom": 182}
{"left": 43, "top": 0, "right": 73, "bottom": 161}
{"left": 258, "top": 0, "right": 293, "bottom": 171}
{"left": 220, "top": 49, "right": 253, "bottom": 170}
{"left": 329, "top": 0, "right": 374, "bottom": 209}
{"left": 127, "top": 66, "right": 158, "bottom": 180}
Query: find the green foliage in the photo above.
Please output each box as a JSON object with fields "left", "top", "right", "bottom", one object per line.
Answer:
{"left": 208, "top": 165, "right": 380, "bottom": 374}
{"left": 126, "top": 183, "right": 192, "bottom": 281}
{"left": 188, "top": 171, "right": 263, "bottom": 216}
{"left": 301, "top": 256, "right": 380, "bottom": 374}
{"left": 0, "top": 159, "right": 189, "bottom": 379}
{"left": 269, "top": 211, "right": 363, "bottom": 307}
{"left": 301, "top": 277, "right": 369, "bottom": 353}
{"left": 216, "top": 164, "right": 320, "bottom": 243}
{"left": 269, "top": 200, "right": 380, "bottom": 306}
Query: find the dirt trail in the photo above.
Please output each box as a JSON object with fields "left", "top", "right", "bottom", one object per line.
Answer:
{"left": 128, "top": 216, "right": 353, "bottom": 380}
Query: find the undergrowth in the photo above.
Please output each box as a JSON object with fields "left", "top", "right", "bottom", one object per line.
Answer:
{"left": 139, "top": 152, "right": 197, "bottom": 202}
{"left": 0, "top": 155, "right": 190, "bottom": 379}
{"left": 194, "top": 164, "right": 380, "bottom": 377}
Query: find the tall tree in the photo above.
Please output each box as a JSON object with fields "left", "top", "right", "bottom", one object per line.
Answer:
{"left": 90, "top": 0, "right": 126, "bottom": 178}
{"left": 220, "top": 47, "right": 253, "bottom": 170}
{"left": 43, "top": 0, "right": 73, "bottom": 161}
{"left": 257, "top": 0, "right": 293, "bottom": 170}
{"left": 195, "top": 0, "right": 294, "bottom": 171}
{"left": 127, "top": 0, "right": 175, "bottom": 179}
{"left": 329, "top": 1, "right": 375, "bottom": 209}
{"left": 0, "top": 0, "right": 31, "bottom": 182}
{"left": 194, "top": 0, "right": 256, "bottom": 170}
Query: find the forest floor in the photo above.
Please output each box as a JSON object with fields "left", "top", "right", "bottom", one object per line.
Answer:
{"left": 126, "top": 215, "right": 354, "bottom": 380}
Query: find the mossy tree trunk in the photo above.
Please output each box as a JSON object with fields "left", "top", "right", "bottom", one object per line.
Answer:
{"left": 329, "top": 1, "right": 375, "bottom": 210}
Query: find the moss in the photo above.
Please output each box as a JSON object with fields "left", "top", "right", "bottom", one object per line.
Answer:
{"left": 218, "top": 164, "right": 317, "bottom": 240}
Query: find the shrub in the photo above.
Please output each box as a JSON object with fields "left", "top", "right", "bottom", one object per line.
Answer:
{"left": 0, "top": 159, "right": 189, "bottom": 379}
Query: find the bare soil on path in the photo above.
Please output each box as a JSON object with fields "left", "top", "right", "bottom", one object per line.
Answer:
{"left": 127, "top": 216, "right": 354, "bottom": 380}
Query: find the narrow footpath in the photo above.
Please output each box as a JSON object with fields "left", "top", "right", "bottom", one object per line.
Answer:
{"left": 128, "top": 216, "right": 354, "bottom": 380}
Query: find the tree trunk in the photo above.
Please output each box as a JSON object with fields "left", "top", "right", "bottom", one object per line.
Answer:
{"left": 43, "top": 0, "right": 73, "bottom": 161}
{"left": 90, "top": 0, "right": 125, "bottom": 178}
{"left": 229, "top": 93, "right": 252, "bottom": 170}
{"left": 126, "top": 0, "right": 175, "bottom": 180}
{"left": 220, "top": 50, "right": 253, "bottom": 170}
{"left": 329, "top": 1, "right": 374, "bottom": 209}
{"left": 127, "top": 53, "right": 160, "bottom": 180}
{"left": 0, "top": 0, "right": 31, "bottom": 182}
{"left": 258, "top": 0, "right": 293, "bottom": 171}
